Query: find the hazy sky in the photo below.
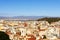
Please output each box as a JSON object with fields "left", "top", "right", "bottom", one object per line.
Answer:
{"left": 0, "top": 0, "right": 60, "bottom": 17}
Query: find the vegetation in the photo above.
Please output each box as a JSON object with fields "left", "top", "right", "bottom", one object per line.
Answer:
{"left": 37, "top": 17, "right": 60, "bottom": 23}
{"left": 0, "top": 31, "right": 10, "bottom": 40}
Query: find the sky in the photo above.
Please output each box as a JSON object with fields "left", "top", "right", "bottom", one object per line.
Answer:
{"left": 0, "top": 0, "right": 60, "bottom": 17}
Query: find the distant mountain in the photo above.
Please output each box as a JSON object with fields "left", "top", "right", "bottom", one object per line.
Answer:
{"left": 0, "top": 16, "right": 60, "bottom": 22}
{"left": 0, "top": 16, "right": 45, "bottom": 20}
{"left": 12, "top": 16, "right": 45, "bottom": 20}
{"left": 0, "top": 16, "right": 8, "bottom": 19}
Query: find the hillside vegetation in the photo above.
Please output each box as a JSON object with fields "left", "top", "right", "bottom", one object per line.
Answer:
{"left": 37, "top": 17, "right": 60, "bottom": 23}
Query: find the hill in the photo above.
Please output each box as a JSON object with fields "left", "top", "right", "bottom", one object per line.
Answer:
{"left": 37, "top": 17, "right": 60, "bottom": 23}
